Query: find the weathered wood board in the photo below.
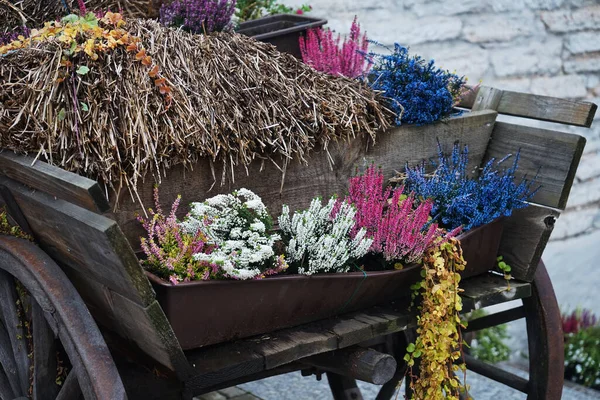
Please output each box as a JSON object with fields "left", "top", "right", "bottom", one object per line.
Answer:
{"left": 0, "top": 177, "right": 155, "bottom": 306}
{"left": 483, "top": 122, "right": 585, "bottom": 210}
{"left": 497, "top": 205, "right": 560, "bottom": 282}
{"left": 108, "top": 110, "right": 498, "bottom": 248}
{"left": 0, "top": 151, "right": 109, "bottom": 213}
{"left": 460, "top": 86, "right": 597, "bottom": 127}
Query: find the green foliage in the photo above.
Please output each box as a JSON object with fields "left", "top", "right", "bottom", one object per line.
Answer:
{"left": 0, "top": 208, "right": 32, "bottom": 240}
{"left": 466, "top": 309, "right": 511, "bottom": 364}
{"left": 235, "top": 0, "right": 311, "bottom": 23}
{"left": 564, "top": 326, "right": 600, "bottom": 389}
{"left": 405, "top": 239, "right": 467, "bottom": 400}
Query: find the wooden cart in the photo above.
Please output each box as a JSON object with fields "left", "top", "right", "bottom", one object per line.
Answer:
{"left": 0, "top": 86, "right": 596, "bottom": 400}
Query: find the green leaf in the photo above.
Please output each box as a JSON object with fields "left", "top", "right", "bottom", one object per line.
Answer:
{"left": 496, "top": 256, "right": 503, "bottom": 262}
{"left": 413, "top": 350, "right": 422, "bottom": 358}
{"left": 61, "top": 14, "right": 79, "bottom": 24}
{"left": 80, "top": 102, "right": 89, "bottom": 112}
{"left": 406, "top": 343, "right": 415, "bottom": 353}
{"left": 76, "top": 65, "right": 90, "bottom": 75}
{"left": 58, "top": 108, "right": 66, "bottom": 121}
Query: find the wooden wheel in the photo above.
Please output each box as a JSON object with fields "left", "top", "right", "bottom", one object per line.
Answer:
{"left": 457, "top": 260, "right": 564, "bottom": 400}
{"left": 0, "top": 235, "right": 126, "bottom": 400}
{"left": 328, "top": 261, "right": 564, "bottom": 400}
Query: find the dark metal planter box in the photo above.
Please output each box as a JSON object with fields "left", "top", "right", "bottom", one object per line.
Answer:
{"left": 459, "top": 218, "right": 504, "bottom": 279}
{"left": 146, "top": 219, "right": 503, "bottom": 350}
{"left": 236, "top": 14, "right": 327, "bottom": 58}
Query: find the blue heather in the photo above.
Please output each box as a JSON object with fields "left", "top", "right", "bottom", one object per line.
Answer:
{"left": 402, "top": 143, "right": 539, "bottom": 231}
{"left": 366, "top": 43, "right": 466, "bottom": 126}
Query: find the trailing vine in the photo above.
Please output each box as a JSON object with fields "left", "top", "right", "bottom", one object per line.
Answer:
{"left": 405, "top": 238, "right": 467, "bottom": 399}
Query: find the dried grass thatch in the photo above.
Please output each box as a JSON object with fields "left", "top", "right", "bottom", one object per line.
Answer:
{"left": 0, "top": 18, "right": 393, "bottom": 201}
{"left": 1, "top": 0, "right": 158, "bottom": 30}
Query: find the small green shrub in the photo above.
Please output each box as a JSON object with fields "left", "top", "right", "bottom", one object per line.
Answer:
{"left": 466, "top": 309, "right": 511, "bottom": 364}
{"left": 564, "top": 326, "right": 600, "bottom": 389}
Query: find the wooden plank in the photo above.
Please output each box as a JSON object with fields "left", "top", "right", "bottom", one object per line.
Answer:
{"left": 458, "top": 86, "right": 597, "bottom": 127}
{"left": 187, "top": 304, "right": 413, "bottom": 391}
{"left": 460, "top": 273, "right": 532, "bottom": 312}
{"left": 107, "top": 110, "right": 497, "bottom": 249}
{"left": 0, "top": 177, "right": 155, "bottom": 306}
{"left": 470, "top": 86, "right": 503, "bottom": 112}
{"left": 0, "top": 151, "right": 109, "bottom": 213}
{"left": 320, "top": 316, "right": 374, "bottom": 349}
{"left": 484, "top": 122, "right": 586, "bottom": 210}
{"left": 186, "top": 341, "right": 265, "bottom": 390}
{"left": 497, "top": 90, "right": 597, "bottom": 128}
{"left": 254, "top": 324, "right": 338, "bottom": 369}
{"left": 61, "top": 264, "right": 191, "bottom": 380}
{"left": 498, "top": 206, "right": 559, "bottom": 282}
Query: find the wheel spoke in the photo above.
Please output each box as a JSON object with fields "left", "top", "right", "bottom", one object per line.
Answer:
{"left": 326, "top": 372, "right": 364, "bottom": 400}
{"left": 462, "top": 353, "right": 528, "bottom": 393}
{"left": 464, "top": 306, "right": 526, "bottom": 333}
{"left": 0, "top": 270, "right": 29, "bottom": 395}
{"left": 0, "top": 364, "right": 15, "bottom": 400}
{"left": 55, "top": 371, "right": 82, "bottom": 400}
{"left": 32, "top": 301, "right": 59, "bottom": 400}
{"left": 0, "top": 321, "right": 21, "bottom": 397}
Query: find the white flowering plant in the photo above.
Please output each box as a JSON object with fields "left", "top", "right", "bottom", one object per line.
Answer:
{"left": 278, "top": 197, "right": 373, "bottom": 275}
{"left": 181, "top": 188, "right": 288, "bottom": 280}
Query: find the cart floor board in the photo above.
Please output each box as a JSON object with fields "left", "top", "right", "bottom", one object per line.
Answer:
{"left": 185, "top": 273, "right": 531, "bottom": 392}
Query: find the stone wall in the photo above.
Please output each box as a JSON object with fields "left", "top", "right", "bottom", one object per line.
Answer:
{"left": 312, "top": 0, "right": 600, "bottom": 101}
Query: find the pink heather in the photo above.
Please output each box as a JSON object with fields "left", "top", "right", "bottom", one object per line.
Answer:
{"left": 299, "top": 16, "right": 370, "bottom": 79}
{"left": 346, "top": 165, "right": 456, "bottom": 263}
{"left": 78, "top": 0, "right": 87, "bottom": 15}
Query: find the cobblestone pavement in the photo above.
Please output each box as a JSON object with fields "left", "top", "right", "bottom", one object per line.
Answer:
{"left": 238, "top": 364, "right": 600, "bottom": 399}
{"left": 194, "top": 387, "right": 262, "bottom": 400}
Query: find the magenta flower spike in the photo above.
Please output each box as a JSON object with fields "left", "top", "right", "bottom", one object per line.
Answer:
{"left": 299, "top": 16, "right": 370, "bottom": 78}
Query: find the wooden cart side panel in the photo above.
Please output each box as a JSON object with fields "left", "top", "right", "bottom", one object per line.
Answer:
{"left": 109, "top": 110, "right": 498, "bottom": 249}
{"left": 484, "top": 122, "right": 586, "bottom": 210}
{"left": 497, "top": 206, "right": 560, "bottom": 282}
{"left": 0, "top": 151, "right": 110, "bottom": 213}
{"left": 463, "top": 86, "right": 597, "bottom": 127}
{"left": 0, "top": 177, "right": 191, "bottom": 375}
{"left": 0, "top": 177, "right": 155, "bottom": 305}
{"left": 63, "top": 264, "right": 193, "bottom": 379}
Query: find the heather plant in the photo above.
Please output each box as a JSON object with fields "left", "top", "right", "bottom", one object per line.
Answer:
{"left": 278, "top": 197, "right": 373, "bottom": 275}
{"left": 160, "top": 0, "right": 236, "bottom": 34}
{"left": 181, "top": 188, "right": 288, "bottom": 280}
{"left": 402, "top": 143, "right": 538, "bottom": 231}
{"left": 0, "top": 26, "right": 30, "bottom": 46}
{"left": 562, "top": 308, "right": 598, "bottom": 335}
{"left": 138, "top": 188, "right": 217, "bottom": 285}
{"left": 367, "top": 43, "right": 466, "bottom": 125}
{"left": 346, "top": 165, "right": 459, "bottom": 265}
{"left": 299, "top": 17, "right": 370, "bottom": 79}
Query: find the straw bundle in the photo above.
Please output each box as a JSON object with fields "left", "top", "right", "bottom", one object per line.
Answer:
{"left": 0, "top": 0, "right": 157, "bottom": 30}
{"left": 0, "top": 18, "right": 393, "bottom": 200}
